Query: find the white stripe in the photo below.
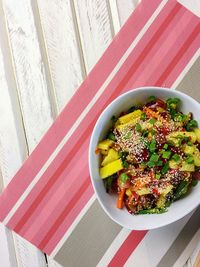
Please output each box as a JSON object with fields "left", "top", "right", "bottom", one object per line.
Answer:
{"left": 173, "top": 228, "right": 200, "bottom": 267}
{"left": 3, "top": 0, "right": 168, "bottom": 225}
{"left": 97, "top": 228, "right": 131, "bottom": 267}
{"left": 172, "top": 48, "right": 200, "bottom": 88}
{"left": 50, "top": 194, "right": 96, "bottom": 258}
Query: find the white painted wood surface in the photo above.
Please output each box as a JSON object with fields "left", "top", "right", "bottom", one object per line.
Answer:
{"left": 0, "top": 1, "right": 199, "bottom": 267}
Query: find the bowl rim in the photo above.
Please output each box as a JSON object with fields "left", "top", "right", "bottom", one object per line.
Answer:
{"left": 89, "top": 86, "right": 200, "bottom": 230}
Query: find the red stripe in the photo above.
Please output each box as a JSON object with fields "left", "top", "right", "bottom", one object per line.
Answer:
{"left": 0, "top": 0, "right": 162, "bottom": 221}
{"left": 108, "top": 231, "right": 147, "bottom": 267}
{"left": 155, "top": 23, "right": 200, "bottom": 86}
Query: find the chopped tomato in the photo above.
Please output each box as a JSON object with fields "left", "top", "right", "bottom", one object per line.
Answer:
{"left": 152, "top": 188, "right": 160, "bottom": 195}
{"left": 161, "top": 127, "right": 170, "bottom": 135}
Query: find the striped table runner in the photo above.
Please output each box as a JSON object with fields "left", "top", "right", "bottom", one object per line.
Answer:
{"left": 0, "top": 0, "right": 200, "bottom": 266}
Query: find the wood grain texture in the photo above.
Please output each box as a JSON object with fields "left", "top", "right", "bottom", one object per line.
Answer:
{"left": 37, "top": 0, "right": 84, "bottom": 112}
{"left": 0, "top": 224, "right": 17, "bottom": 267}
{"left": 0, "top": 0, "right": 52, "bottom": 266}
{"left": 3, "top": 0, "right": 54, "bottom": 152}
{"left": 116, "top": 0, "right": 140, "bottom": 26}
{"left": 73, "top": 0, "right": 113, "bottom": 72}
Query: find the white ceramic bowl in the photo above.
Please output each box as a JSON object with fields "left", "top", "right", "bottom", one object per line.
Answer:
{"left": 89, "top": 87, "right": 200, "bottom": 230}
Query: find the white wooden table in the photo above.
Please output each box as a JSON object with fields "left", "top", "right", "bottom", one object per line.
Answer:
{"left": 0, "top": 1, "right": 199, "bottom": 267}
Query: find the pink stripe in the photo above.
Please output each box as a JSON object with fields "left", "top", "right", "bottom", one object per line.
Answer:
{"left": 17, "top": 150, "right": 89, "bottom": 239}
{"left": 123, "top": 9, "right": 196, "bottom": 90}
{"left": 7, "top": 136, "right": 91, "bottom": 233}
{"left": 108, "top": 231, "right": 147, "bottom": 267}
{"left": 40, "top": 181, "right": 93, "bottom": 254}
{"left": 6, "top": 0, "right": 177, "bottom": 229}
{"left": 0, "top": 0, "right": 162, "bottom": 221}
{"left": 155, "top": 23, "right": 200, "bottom": 86}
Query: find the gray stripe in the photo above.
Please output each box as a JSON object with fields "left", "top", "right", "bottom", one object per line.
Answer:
{"left": 176, "top": 56, "right": 200, "bottom": 101}
{"left": 54, "top": 199, "right": 122, "bottom": 267}
{"left": 157, "top": 206, "right": 200, "bottom": 267}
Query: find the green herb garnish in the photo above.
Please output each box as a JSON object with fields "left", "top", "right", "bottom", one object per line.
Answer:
{"left": 172, "top": 154, "right": 180, "bottom": 162}
{"left": 161, "top": 162, "right": 169, "bottom": 174}
{"left": 163, "top": 144, "right": 168, "bottom": 149}
{"left": 162, "top": 150, "right": 171, "bottom": 159}
{"left": 155, "top": 174, "right": 161, "bottom": 180}
{"left": 150, "top": 153, "right": 159, "bottom": 162}
{"left": 174, "top": 180, "right": 190, "bottom": 200}
{"left": 141, "top": 113, "right": 147, "bottom": 121}
{"left": 156, "top": 160, "right": 163, "bottom": 166}
{"left": 185, "top": 154, "right": 194, "bottom": 164}
{"left": 187, "top": 141, "right": 193, "bottom": 146}
{"left": 166, "top": 98, "right": 180, "bottom": 109}
{"left": 149, "top": 140, "right": 156, "bottom": 152}
{"left": 186, "top": 119, "right": 198, "bottom": 131}
{"left": 142, "top": 131, "right": 149, "bottom": 137}
{"left": 149, "top": 118, "right": 156, "bottom": 124}
{"left": 135, "top": 123, "right": 142, "bottom": 132}
{"left": 108, "top": 132, "right": 116, "bottom": 141}
{"left": 147, "top": 161, "right": 155, "bottom": 167}
{"left": 192, "top": 179, "right": 198, "bottom": 187}
{"left": 123, "top": 160, "right": 129, "bottom": 168}
{"left": 121, "top": 173, "right": 129, "bottom": 183}
{"left": 147, "top": 96, "right": 156, "bottom": 103}
{"left": 124, "top": 131, "right": 132, "bottom": 139}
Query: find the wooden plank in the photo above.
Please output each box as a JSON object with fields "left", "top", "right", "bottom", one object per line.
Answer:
{"left": 107, "top": 0, "right": 121, "bottom": 34}
{"left": 2, "top": 0, "right": 55, "bottom": 152}
{"left": 116, "top": 0, "right": 140, "bottom": 27}
{"left": 36, "top": 0, "right": 85, "bottom": 112}
{"left": 73, "top": 0, "right": 113, "bottom": 72}
{"left": 0, "top": 224, "right": 18, "bottom": 267}
{"left": 0, "top": 0, "right": 53, "bottom": 266}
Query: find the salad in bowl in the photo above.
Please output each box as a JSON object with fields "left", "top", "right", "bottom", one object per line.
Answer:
{"left": 96, "top": 96, "right": 200, "bottom": 215}
{"left": 89, "top": 87, "right": 200, "bottom": 229}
